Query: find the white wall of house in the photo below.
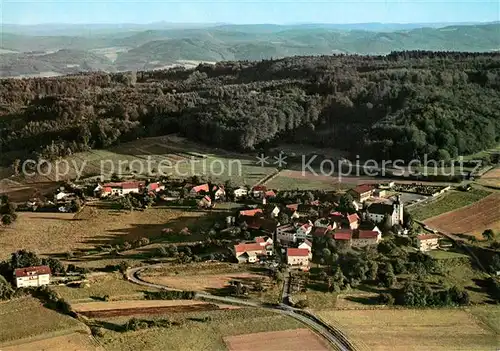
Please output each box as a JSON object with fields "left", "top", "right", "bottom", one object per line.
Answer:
{"left": 15, "top": 274, "right": 50, "bottom": 288}
{"left": 417, "top": 238, "right": 439, "bottom": 252}
{"left": 287, "top": 256, "right": 309, "bottom": 266}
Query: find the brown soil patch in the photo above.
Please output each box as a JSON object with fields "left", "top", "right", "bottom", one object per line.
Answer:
{"left": 478, "top": 167, "right": 500, "bottom": 187}
{"left": 77, "top": 303, "right": 222, "bottom": 318}
{"left": 1, "top": 332, "right": 98, "bottom": 351}
{"left": 424, "top": 193, "right": 500, "bottom": 239}
{"left": 224, "top": 328, "right": 330, "bottom": 351}
{"left": 143, "top": 272, "right": 269, "bottom": 292}
{"left": 72, "top": 299, "right": 206, "bottom": 312}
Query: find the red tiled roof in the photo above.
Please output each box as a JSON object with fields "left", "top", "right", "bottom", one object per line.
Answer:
{"left": 313, "top": 227, "right": 329, "bottom": 237}
{"left": 239, "top": 209, "right": 263, "bottom": 217}
{"left": 350, "top": 184, "right": 375, "bottom": 195}
{"left": 265, "top": 190, "right": 276, "bottom": 197}
{"left": 287, "top": 248, "right": 310, "bottom": 257}
{"left": 417, "top": 234, "right": 440, "bottom": 240}
{"left": 14, "top": 265, "right": 51, "bottom": 278}
{"left": 192, "top": 184, "right": 209, "bottom": 193}
{"left": 252, "top": 185, "right": 267, "bottom": 191}
{"left": 347, "top": 213, "right": 360, "bottom": 223}
{"left": 255, "top": 236, "right": 266, "bottom": 243}
{"left": 334, "top": 232, "right": 352, "bottom": 240}
{"left": 148, "top": 183, "right": 159, "bottom": 190}
{"left": 234, "top": 243, "right": 265, "bottom": 253}
{"left": 103, "top": 187, "right": 112, "bottom": 193}
{"left": 358, "top": 230, "right": 380, "bottom": 239}
{"left": 334, "top": 228, "right": 353, "bottom": 240}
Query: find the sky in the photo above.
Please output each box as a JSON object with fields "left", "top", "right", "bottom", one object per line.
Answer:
{"left": 2, "top": 0, "right": 500, "bottom": 25}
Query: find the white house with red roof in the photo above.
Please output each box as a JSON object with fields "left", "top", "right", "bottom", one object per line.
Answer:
{"left": 190, "top": 184, "right": 225, "bottom": 200}
{"left": 97, "top": 181, "right": 145, "bottom": 197}
{"left": 416, "top": 234, "right": 440, "bottom": 252}
{"left": 252, "top": 185, "right": 267, "bottom": 198}
{"left": 347, "top": 213, "right": 360, "bottom": 230}
{"left": 298, "top": 239, "right": 313, "bottom": 252}
{"left": 233, "top": 243, "right": 266, "bottom": 263}
{"left": 348, "top": 184, "right": 376, "bottom": 202}
{"left": 255, "top": 236, "right": 274, "bottom": 255}
{"left": 14, "top": 265, "right": 51, "bottom": 288}
{"left": 286, "top": 248, "right": 311, "bottom": 268}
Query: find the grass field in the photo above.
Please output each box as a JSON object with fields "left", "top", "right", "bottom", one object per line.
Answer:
{"left": 53, "top": 272, "right": 159, "bottom": 303}
{"left": 477, "top": 167, "right": 500, "bottom": 188}
{"left": 467, "top": 305, "right": 500, "bottom": 334}
{"left": 141, "top": 262, "right": 281, "bottom": 303}
{"left": 428, "top": 250, "right": 470, "bottom": 260}
{"left": 0, "top": 203, "right": 207, "bottom": 260}
{"left": 15, "top": 135, "right": 276, "bottom": 187}
{"left": 224, "top": 329, "right": 330, "bottom": 351}
{"left": 423, "top": 193, "right": 500, "bottom": 238}
{"left": 317, "top": 309, "right": 499, "bottom": 351}
{"left": 409, "top": 188, "right": 491, "bottom": 220}
{"left": 97, "top": 308, "right": 304, "bottom": 351}
{"left": 1, "top": 332, "right": 97, "bottom": 351}
{"left": 0, "top": 297, "right": 87, "bottom": 345}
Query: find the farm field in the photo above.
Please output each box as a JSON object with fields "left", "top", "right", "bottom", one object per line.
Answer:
{"left": 423, "top": 193, "right": 500, "bottom": 239}
{"left": 14, "top": 135, "right": 276, "bottom": 187}
{"left": 467, "top": 305, "right": 500, "bottom": 334}
{"left": 409, "top": 188, "right": 491, "bottom": 220}
{"left": 53, "top": 273, "right": 159, "bottom": 303}
{"left": 140, "top": 262, "right": 281, "bottom": 303}
{"left": 224, "top": 328, "right": 330, "bottom": 351}
{"left": 0, "top": 203, "right": 207, "bottom": 260}
{"left": 1, "top": 332, "right": 98, "bottom": 351}
{"left": 317, "top": 309, "right": 499, "bottom": 351}
{"left": 97, "top": 308, "right": 304, "bottom": 351}
{"left": 72, "top": 299, "right": 209, "bottom": 312}
{"left": 0, "top": 297, "right": 87, "bottom": 345}
{"left": 477, "top": 167, "right": 500, "bottom": 188}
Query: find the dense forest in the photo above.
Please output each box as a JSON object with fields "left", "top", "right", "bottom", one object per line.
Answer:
{"left": 0, "top": 51, "right": 499, "bottom": 166}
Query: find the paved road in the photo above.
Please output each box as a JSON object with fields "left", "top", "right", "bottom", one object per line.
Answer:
{"left": 127, "top": 265, "right": 356, "bottom": 351}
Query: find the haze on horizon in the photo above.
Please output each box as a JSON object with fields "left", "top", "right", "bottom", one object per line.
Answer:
{"left": 3, "top": 0, "right": 500, "bottom": 25}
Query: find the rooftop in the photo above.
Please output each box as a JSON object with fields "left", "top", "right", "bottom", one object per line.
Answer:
{"left": 287, "top": 248, "right": 310, "bottom": 257}
{"left": 14, "top": 265, "right": 51, "bottom": 278}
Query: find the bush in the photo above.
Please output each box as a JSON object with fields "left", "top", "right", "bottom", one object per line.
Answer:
{"left": 90, "top": 326, "right": 104, "bottom": 337}
{"left": 378, "top": 293, "right": 395, "bottom": 305}
{"left": 144, "top": 290, "right": 196, "bottom": 300}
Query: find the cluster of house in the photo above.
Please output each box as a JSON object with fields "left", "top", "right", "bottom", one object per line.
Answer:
{"left": 94, "top": 181, "right": 165, "bottom": 198}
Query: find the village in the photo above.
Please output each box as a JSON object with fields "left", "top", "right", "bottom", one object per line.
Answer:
{"left": 8, "top": 176, "right": 450, "bottom": 286}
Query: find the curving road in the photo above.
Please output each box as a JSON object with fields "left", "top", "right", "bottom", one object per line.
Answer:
{"left": 126, "top": 265, "right": 356, "bottom": 351}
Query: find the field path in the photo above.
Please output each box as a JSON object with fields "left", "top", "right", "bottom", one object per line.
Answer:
{"left": 126, "top": 265, "right": 358, "bottom": 351}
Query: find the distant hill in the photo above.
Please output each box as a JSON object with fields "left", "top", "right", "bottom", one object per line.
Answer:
{"left": 1, "top": 23, "right": 499, "bottom": 77}
{"left": 0, "top": 49, "right": 114, "bottom": 77}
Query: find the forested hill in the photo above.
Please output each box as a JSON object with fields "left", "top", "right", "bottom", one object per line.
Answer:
{"left": 0, "top": 51, "right": 499, "bottom": 166}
